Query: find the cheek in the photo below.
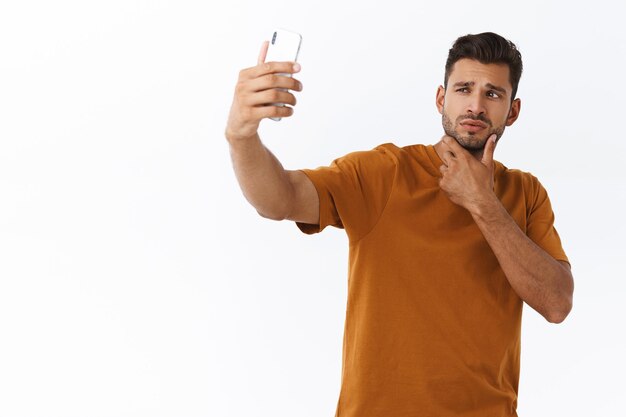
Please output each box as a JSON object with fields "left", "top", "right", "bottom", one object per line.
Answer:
{"left": 442, "top": 99, "right": 460, "bottom": 117}
{"left": 489, "top": 106, "right": 510, "bottom": 125}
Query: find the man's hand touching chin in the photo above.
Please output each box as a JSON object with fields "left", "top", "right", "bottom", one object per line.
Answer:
{"left": 438, "top": 134, "right": 499, "bottom": 215}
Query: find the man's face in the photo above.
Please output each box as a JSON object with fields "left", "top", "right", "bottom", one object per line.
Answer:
{"left": 436, "top": 58, "right": 521, "bottom": 153}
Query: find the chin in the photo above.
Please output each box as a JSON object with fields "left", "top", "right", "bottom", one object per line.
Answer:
{"left": 454, "top": 134, "right": 488, "bottom": 151}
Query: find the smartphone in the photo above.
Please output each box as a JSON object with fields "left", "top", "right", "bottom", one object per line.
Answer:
{"left": 265, "top": 28, "right": 302, "bottom": 121}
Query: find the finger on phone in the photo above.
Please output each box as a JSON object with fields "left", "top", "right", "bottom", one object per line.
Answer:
{"left": 248, "top": 73, "right": 302, "bottom": 92}
{"left": 257, "top": 41, "right": 269, "bottom": 65}
{"left": 253, "top": 61, "right": 300, "bottom": 79}
{"left": 253, "top": 104, "right": 294, "bottom": 120}
{"left": 248, "top": 90, "right": 297, "bottom": 107}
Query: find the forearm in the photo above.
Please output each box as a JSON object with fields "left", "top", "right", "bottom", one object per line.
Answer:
{"left": 471, "top": 196, "right": 574, "bottom": 323}
{"left": 227, "top": 132, "right": 294, "bottom": 220}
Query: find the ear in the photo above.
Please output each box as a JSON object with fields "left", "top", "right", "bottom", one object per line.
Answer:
{"left": 436, "top": 85, "right": 445, "bottom": 115}
{"left": 505, "top": 98, "right": 521, "bottom": 126}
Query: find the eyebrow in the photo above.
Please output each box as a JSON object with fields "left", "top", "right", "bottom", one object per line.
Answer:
{"left": 452, "top": 81, "right": 508, "bottom": 96}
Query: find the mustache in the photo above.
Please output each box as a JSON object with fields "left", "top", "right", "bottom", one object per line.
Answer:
{"left": 456, "top": 114, "right": 492, "bottom": 126}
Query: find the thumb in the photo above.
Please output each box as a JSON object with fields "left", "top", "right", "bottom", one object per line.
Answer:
{"left": 481, "top": 134, "right": 497, "bottom": 166}
{"left": 257, "top": 40, "right": 269, "bottom": 65}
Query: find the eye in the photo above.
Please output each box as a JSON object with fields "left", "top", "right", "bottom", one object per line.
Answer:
{"left": 487, "top": 90, "right": 501, "bottom": 98}
{"left": 456, "top": 87, "right": 470, "bottom": 93}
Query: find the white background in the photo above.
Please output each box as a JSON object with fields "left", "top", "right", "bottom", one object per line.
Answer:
{"left": 1, "top": 1, "right": 624, "bottom": 416}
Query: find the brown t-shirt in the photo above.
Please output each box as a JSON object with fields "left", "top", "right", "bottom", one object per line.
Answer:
{"left": 297, "top": 143, "right": 569, "bottom": 417}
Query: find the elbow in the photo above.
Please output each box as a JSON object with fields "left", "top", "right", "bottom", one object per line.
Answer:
{"left": 546, "top": 267, "right": 574, "bottom": 324}
{"left": 257, "top": 208, "right": 288, "bottom": 221}
{"left": 546, "top": 310, "right": 569, "bottom": 324}
{"left": 255, "top": 191, "right": 297, "bottom": 221}
{"left": 254, "top": 185, "right": 296, "bottom": 221}
{"left": 545, "top": 297, "right": 573, "bottom": 324}
{"left": 256, "top": 201, "right": 293, "bottom": 221}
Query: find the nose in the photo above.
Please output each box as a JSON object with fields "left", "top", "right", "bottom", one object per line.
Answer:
{"left": 465, "top": 92, "right": 487, "bottom": 115}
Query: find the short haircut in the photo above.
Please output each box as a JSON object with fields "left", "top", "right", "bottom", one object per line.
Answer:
{"left": 444, "top": 32, "right": 523, "bottom": 100}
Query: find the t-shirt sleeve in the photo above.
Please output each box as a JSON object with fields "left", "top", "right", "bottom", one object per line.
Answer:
{"left": 526, "top": 177, "right": 570, "bottom": 266}
{"left": 295, "top": 145, "right": 397, "bottom": 241}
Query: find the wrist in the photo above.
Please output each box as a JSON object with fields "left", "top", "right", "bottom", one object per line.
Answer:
{"left": 225, "top": 128, "right": 260, "bottom": 146}
{"left": 469, "top": 192, "right": 502, "bottom": 221}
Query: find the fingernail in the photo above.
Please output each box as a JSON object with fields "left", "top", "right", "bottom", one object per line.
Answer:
{"left": 293, "top": 63, "right": 301, "bottom": 72}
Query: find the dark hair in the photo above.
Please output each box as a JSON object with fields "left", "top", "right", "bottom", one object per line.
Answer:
{"left": 444, "top": 32, "right": 523, "bottom": 100}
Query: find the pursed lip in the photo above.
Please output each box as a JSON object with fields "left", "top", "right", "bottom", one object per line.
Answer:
{"left": 460, "top": 119, "right": 488, "bottom": 128}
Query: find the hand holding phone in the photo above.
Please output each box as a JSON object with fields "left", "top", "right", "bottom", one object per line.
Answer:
{"left": 225, "top": 29, "right": 302, "bottom": 143}
{"left": 264, "top": 29, "right": 302, "bottom": 121}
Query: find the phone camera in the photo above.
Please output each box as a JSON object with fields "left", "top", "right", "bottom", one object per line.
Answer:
{"left": 271, "top": 31, "right": 277, "bottom": 45}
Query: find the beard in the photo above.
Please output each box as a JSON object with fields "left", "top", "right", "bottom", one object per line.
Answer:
{"left": 442, "top": 110, "right": 505, "bottom": 153}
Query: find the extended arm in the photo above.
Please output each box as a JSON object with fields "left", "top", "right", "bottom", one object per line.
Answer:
{"left": 225, "top": 41, "right": 318, "bottom": 224}
{"left": 438, "top": 135, "right": 573, "bottom": 323}
{"left": 227, "top": 133, "right": 318, "bottom": 223}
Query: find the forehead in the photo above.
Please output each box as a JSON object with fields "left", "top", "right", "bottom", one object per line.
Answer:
{"left": 448, "top": 58, "right": 511, "bottom": 91}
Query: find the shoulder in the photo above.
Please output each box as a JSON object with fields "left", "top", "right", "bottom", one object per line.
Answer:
{"left": 496, "top": 161, "right": 542, "bottom": 190}
{"left": 331, "top": 143, "right": 404, "bottom": 171}
{"left": 348, "top": 142, "right": 431, "bottom": 166}
{"left": 495, "top": 161, "right": 549, "bottom": 209}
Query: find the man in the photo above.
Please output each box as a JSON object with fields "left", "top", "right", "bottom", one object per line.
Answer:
{"left": 225, "top": 32, "right": 573, "bottom": 417}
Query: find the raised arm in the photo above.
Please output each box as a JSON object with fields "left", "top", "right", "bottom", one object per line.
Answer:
{"left": 224, "top": 41, "right": 318, "bottom": 224}
{"left": 438, "top": 135, "right": 574, "bottom": 323}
